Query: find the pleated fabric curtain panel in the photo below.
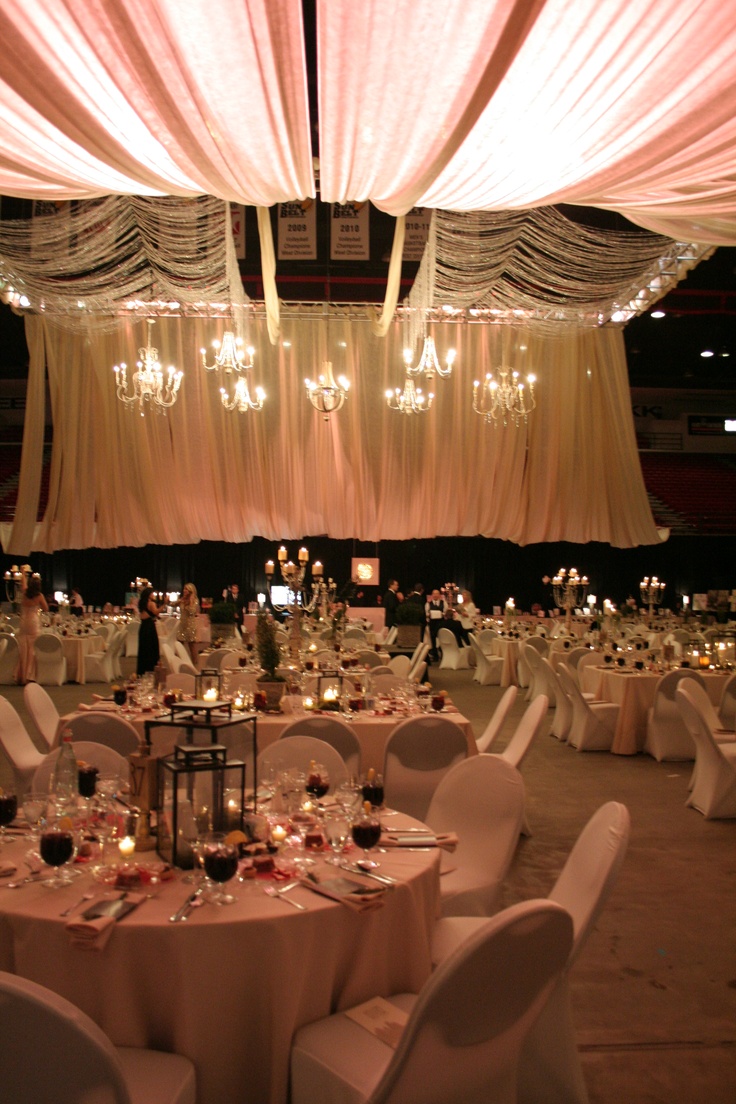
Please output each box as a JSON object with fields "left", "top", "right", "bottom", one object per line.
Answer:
{"left": 3, "top": 313, "right": 659, "bottom": 553}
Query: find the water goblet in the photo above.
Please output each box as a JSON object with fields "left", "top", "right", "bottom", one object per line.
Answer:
{"left": 351, "top": 803, "right": 381, "bottom": 869}
{"left": 39, "top": 816, "right": 77, "bottom": 888}
{"left": 323, "top": 812, "right": 350, "bottom": 865}
{"left": 334, "top": 780, "right": 362, "bottom": 818}
{"left": 0, "top": 787, "right": 18, "bottom": 846}
{"left": 202, "top": 832, "right": 239, "bottom": 905}
{"left": 22, "top": 790, "right": 48, "bottom": 844}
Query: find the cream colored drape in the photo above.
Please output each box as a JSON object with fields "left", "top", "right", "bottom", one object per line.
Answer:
{"left": 2, "top": 314, "right": 660, "bottom": 553}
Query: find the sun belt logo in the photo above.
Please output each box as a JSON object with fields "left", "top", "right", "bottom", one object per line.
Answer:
{"left": 280, "top": 200, "right": 313, "bottom": 218}
{"left": 332, "top": 202, "right": 366, "bottom": 218}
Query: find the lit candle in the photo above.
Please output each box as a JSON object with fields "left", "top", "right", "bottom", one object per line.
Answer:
{"left": 323, "top": 687, "right": 337, "bottom": 702}
{"left": 203, "top": 688, "right": 218, "bottom": 702}
{"left": 118, "top": 836, "right": 136, "bottom": 860}
{"left": 265, "top": 560, "right": 274, "bottom": 576}
{"left": 271, "top": 824, "right": 287, "bottom": 845}
{"left": 303, "top": 696, "right": 315, "bottom": 710}
{"left": 234, "top": 693, "right": 244, "bottom": 711}
{"left": 298, "top": 546, "right": 309, "bottom": 563}
{"left": 278, "top": 546, "right": 288, "bottom": 562}
{"left": 313, "top": 561, "right": 323, "bottom": 577}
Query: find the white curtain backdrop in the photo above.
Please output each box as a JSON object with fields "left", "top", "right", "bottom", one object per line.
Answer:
{"left": 1, "top": 314, "right": 660, "bottom": 553}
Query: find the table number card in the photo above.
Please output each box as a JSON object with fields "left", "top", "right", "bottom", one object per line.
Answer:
{"left": 345, "top": 996, "right": 409, "bottom": 1049}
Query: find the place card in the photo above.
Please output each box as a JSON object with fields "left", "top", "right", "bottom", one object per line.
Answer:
{"left": 345, "top": 996, "right": 408, "bottom": 1049}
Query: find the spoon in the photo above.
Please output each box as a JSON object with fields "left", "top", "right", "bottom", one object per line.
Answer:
{"left": 59, "top": 890, "right": 95, "bottom": 917}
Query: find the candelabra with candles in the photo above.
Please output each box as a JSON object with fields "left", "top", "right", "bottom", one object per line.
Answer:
{"left": 640, "top": 576, "right": 665, "bottom": 620}
{"left": 3, "top": 564, "right": 32, "bottom": 610}
{"left": 504, "top": 598, "right": 516, "bottom": 630}
{"left": 552, "top": 568, "right": 588, "bottom": 631}
{"left": 265, "top": 547, "right": 332, "bottom": 662}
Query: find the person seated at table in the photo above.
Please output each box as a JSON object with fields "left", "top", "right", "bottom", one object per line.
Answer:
{"left": 102, "top": 601, "right": 114, "bottom": 616}
{"left": 136, "top": 586, "right": 161, "bottom": 676}
{"left": 70, "top": 587, "right": 84, "bottom": 617}
{"left": 177, "top": 582, "right": 200, "bottom": 664}
{"left": 426, "top": 588, "right": 447, "bottom": 661}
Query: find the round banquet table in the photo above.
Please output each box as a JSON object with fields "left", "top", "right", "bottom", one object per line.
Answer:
{"left": 580, "top": 665, "right": 730, "bottom": 755}
{"left": 0, "top": 823, "right": 440, "bottom": 1104}
{"left": 41, "top": 630, "right": 103, "bottom": 683}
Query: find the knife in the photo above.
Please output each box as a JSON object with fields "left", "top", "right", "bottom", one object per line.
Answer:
{"left": 169, "top": 888, "right": 202, "bottom": 922}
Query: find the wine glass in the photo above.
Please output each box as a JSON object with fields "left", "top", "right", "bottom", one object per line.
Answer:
{"left": 0, "top": 787, "right": 18, "bottom": 845}
{"left": 334, "top": 780, "right": 362, "bottom": 818}
{"left": 113, "top": 685, "right": 127, "bottom": 708}
{"left": 22, "top": 790, "right": 48, "bottom": 844}
{"left": 361, "top": 772, "right": 384, "bottom": 811}
{"left": 39, "top": 816, "right": 77, "bottom": 888}
{"left": 305, "top": 763, "right": 330, "bottom": 803}
{"left": 351, "top": 804, "right": 381, "bottom": 869}
{"left": 323, "top": 812, "right": 350, "bottom": 866}
{"left": 201, "top": 832, "right": 239, "bottom": 905}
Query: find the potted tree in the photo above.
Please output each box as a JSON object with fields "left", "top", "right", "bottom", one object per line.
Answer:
{"left": 394, "top": 600, "right": 427, "bottom": 649}
{"left": 255, "top": 612, "right": 286, "bottom": 711}
{"left": 209, "top": 600, "right": 237, "bottom": 645}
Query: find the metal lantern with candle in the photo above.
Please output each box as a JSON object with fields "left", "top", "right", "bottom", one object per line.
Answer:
{"left": 157, "top": 744, "right": 246, "bottom": 868}
{"left": 194, "top": 668, "right": 223, "bottom": 705}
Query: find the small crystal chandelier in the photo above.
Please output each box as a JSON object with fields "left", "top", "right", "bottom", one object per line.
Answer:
{"left": 404, "top": 335, "right": 455, "bottom": 381}
{"left": 221, "top": 376, "right": 266, "bottom": 413}
{"left": 472, "top": 366, "right": 536, "bottom": 426}
{"left": 113, "top": 319, "right": 182, "bottom": 415}
{"left": 201, "top": 331, "right": 253, "bottom": 376}
{"left": 386, "top": 375, "right": 434, "bottom": 415}
{"left": 305, "top": 362, "right": 350, "bottom": 421}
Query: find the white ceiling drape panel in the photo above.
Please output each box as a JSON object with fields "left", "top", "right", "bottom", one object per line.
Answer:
{"left": 316, "top": 0, "right": 736, "bottom": 242}
{"left": 0, "top": 0, "right": 313, "bottom": 204}
{"left": 3, "top": 315, "right": 660, "bottom": 554}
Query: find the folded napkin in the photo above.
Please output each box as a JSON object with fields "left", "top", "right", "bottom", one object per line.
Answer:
{"left": 79, "top": 701, "right": 119, "bottom": 712}
{"left": 300, "top": 874, "right": 385, "bottom": 912}
{"left": 0, "top": 860, "right": 17, "bottom": 878}
{"left": 380, "top": 831, "right": 458, "bottom": 852}
{"left": 65, "top": 892, "right": 146, "bottom": 951}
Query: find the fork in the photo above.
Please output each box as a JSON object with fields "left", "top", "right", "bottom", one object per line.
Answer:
{"left": 263, "top": 883, "right": 307, "bottom": 910}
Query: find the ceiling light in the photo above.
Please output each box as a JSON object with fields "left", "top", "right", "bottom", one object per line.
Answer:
{"left": 701, "top": 349, "right": 714, "bottom": 358}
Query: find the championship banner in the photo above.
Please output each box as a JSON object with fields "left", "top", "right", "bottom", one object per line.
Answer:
{"left": 230, "top": 203, "right": 246, "bottom": 259}
{"left": 277, "top": 200, "right": 317, "bottom": 260}
{"left": 403, "top": 207, "right": 431, "bottom": 261}
{"left": 330, "top": 202, "right": 370, "bottom": 260}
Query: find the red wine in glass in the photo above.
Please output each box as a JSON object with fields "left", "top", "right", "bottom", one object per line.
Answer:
{"left": 40, "top": 829, "right": 74, "bottom": 867}
{"left": 361, "top": 778, "right": 384, "bottom": 808}
{"left": 78, "top": 766, "right": 98, "bottom": 799}
{"left": 113, "top": 687, "right": 127, "bottom": 707}
{"left": 352, "top": 812, "right": 381, "bottom": 868}
{"left": 0, "top": 792, "right": 18, "bottom": 840}
{"left": 306, "top": 775, "right": 329, "bottom": 800}
{"left": 204, "top": 848, "right": 239, "bottom": 883}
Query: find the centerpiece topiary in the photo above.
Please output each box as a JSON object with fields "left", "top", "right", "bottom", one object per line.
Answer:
{"left": 209, "top": 600, "right": 237, "bottom": 642}
{"left": 255, "top": 612, "right": 286, "bottom": 711}
{"left": 394, "top": 600, "right": 426, "bottom": 648}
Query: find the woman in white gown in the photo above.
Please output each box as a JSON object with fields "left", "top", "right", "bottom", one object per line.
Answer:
{"left": 15, "top": 575, "right": 48, "bottom": 685}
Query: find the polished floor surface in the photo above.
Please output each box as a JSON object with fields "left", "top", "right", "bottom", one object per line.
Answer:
{"left": 1, "top": 661, "right": 734, "bottom": 1103}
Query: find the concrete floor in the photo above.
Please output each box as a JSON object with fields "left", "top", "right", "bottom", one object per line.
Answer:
{"left": 1, "top": 662, "right": 735, "bottom": 1103}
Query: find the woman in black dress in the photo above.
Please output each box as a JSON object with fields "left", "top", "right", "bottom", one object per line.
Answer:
{"left": 136, "top": 586, "right": 161, "bottom": 676}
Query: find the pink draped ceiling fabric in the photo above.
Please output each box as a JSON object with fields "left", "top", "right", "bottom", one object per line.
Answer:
{"left": 0, "top": 0, "right": 735, "bottom": 552}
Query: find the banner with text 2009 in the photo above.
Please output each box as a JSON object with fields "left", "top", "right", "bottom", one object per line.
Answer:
{"left": 278, "top": 200, "right": 317, "bottom": 260}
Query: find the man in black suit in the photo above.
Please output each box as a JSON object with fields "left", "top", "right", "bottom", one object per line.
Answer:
{"left": 382, "top": 579, "right": 401, "bottom": 628}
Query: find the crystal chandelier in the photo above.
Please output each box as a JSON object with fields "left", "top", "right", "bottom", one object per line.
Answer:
{"left": 386, "top": 375, "right": 433, "bottom": 415}
{"left": 201, "top": 331, "right": 253, "bottom": 376}
{"left": 472, "top": 366, "right": 536, "bottom": 426}
{"left": 305, "top": 362, "right": 350, "bottom": 421}
{"left": 113, "top": 319, "right": 182, "bottom": 415}
{"left": 404, "top": 335, "right": 455, "bottom": 381}
{"left": 220, "top": 375, "right": 266, "bottom": 413}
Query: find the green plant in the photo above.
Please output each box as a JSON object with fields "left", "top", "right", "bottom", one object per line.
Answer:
{"left": 394, "top": 601, "right": 426, "bottom": 626}
{"left": 255, "top": 612, "right": 284, "bottom": 681}
{"left": 210, "top": 601, "right": 236, "bottom": 625}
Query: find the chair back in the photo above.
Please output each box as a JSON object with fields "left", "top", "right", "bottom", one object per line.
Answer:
{"left": 384, "top": 716, "right": 468, "bottom": 822}
{"left": 476, "top": 685, "right": 518, "bottom": 753}
{"left": 200, "top": 648, "right": 233, "bottom": 671}
{"left": 549, "top": 802, "right": 630, "bottom": 966}
{"left": 342, "top": 628, "right": 368, "bottom": 643}
{"left": 500, "top": 695, "right": 549, "bottom": 769}
{"left": 674, "top": 678, "right": 721, "bottom": 733}
{"left": 566, "top": 646, "right": 591, "bottom": 671}
{"left": 0, "top": 695, "right": 45, "bottom": 793}
{"left": 388, "top": 654, "right": 412, "bottom": 678}
{"left": 718, "top": 671, "right": 736, "bottom": 729}
{"left": 165, "top": 672, "right": 196, "bottom": 695}
{"left": 257, "top": 736, "right": 349, "bottom": 792}
{"left": 653, "top": 668, "right": 705, "bottom": 708}
{"left": 64, "top": 712, "right": 140, "bottom": 756}
{"left": 34, "top": 634, "right": 64, "bottom": 656}
{"left": 371, "top": 672, "right": 408, "bottom": 697}
{"left": 384, "top": 625, "right": 398, "bottom": 646}
{"left": 476, "top": 628, "right": 498, "bottom": 648}
{"left": 0, "top": 970, "right": 132, "bottom": 1104}
{"left": 525, "top": 635, "right": 549, "bottom": 656}
{"left": 354, "top": 650, "right": 384, "bottom": 668}
{"left": 407, "top": 644, "right": 430, "bottom": 680}
{"left": 33, "top": 741, "right": 129, "bottom": 794}
{"left": 23, "top": 682, "right": 60, "bottom": 749}
{"left": 278, "top": 717, "right": 361, "bottom": 778}
{"left": 368, "top": 900, "right": 572, "bottom": 1104}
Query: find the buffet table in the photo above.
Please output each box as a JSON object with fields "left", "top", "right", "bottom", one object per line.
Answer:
{"left": 0, "top": 824, "right": 440, "bottom": 1104}
{"left": 580, "top": 665, "right": 730, "bottom": 755}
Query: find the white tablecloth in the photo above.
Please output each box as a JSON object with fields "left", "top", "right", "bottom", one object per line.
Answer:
{"left": 55, "top": 632, "right": 103, "bottom": 683}
{"left": 0, "top": 824, "right": 440, "bottom": 1104}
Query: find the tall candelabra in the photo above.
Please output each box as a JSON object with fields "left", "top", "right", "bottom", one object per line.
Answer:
{"left": 640, "top": 576, "right": 665, "bottom": 620}
{"left": 265, "top": 546, "right": 334, "bottom": 662}
{"left": 3, "top": 564, "right": 34, "bottom": 610}
{"left": 552, "top": 568, "right": 588, "bottom": 631}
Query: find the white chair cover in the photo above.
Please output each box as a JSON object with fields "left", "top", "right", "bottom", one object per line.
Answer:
{"left": 371, "top": 672, "right": 409, "bottom": 697}
{"left": 387, "top": 654, "right": 412, "bottom": 678}
{"left": 644, "top": 668, "right": 706, "bottom": 761}
{"left": 125, "top": 619, "right": 140, "bottom": 658}
{"left": 0, "top": 696, "right": 45, "bottom": 796}
{"left": 165, "top": 672, "right": 196, "bottom": 695}
{"left": 384, "top": 625, "right": 398, "bottom": 646}
{"left": 476, "top": 685, "right": 518, "bottom": 753}
{"left": 278, "top": 716, "right": 362, "bottom": 779}
{"left": 407, "top": 644, "right": 430, "bottom": 681}
{"left": 257, "top": 736, "right": 349, "bottom": 794}
{"left": 557, "top": 667, "right": 619, "bottom": 752}
{"left": 431, "top": 803, "right": 630, "bottom": 1104}
{"left": 469, "top": 637, "right": 503, "bottom": 686}
{"left": 436, "top": 627, "right": 470, "bottom": 670}
{"left": 64, "top": 712, "right": 140, "bottom": 756}
{"left": 32, "top": 741, "right": 129, "bottom": 794}
{"left": 354, "top": 650, "right": 385, "bottom": 669}
{"left": 33, "top": 635, "right": 67, "bottom": 686}
{"left": 291, "top": 899, "right": 572, "bottom": 1104}
{"left": 426, "top": 755, "right": 525, "bottom": 917}
{"left": 718, "top": 672, "right": 736, "bottom": 730}
{"left": 0, "top": 969, "right": 196, "bottom": 1104}
{"left": 23, "top": 682, "right": 60, "bottom": 749}
{"left": 498, "top": 695, "right": 549, "bottom": 771}
{"left": 383, "top": 716, "right": 469, "bottom": 823}
{"left": 676, "top": 685, "right": 736, "bottom": 819}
